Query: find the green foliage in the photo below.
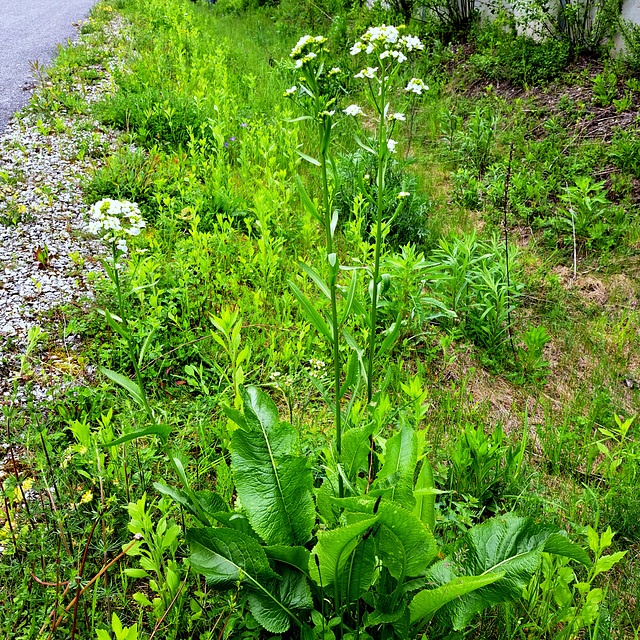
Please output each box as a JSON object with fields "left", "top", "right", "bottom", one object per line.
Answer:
{"left": 515, "top": 325, "right": 550, "bottom": 384}
{"left": 424, "top": 514, "right": 590, "bottom": 631}
{"left": 425, "top": 233, "right": 522, "bottom": 352}
{"left": 610, "top": 127, "right": 640, "bottom": 178}
{"left": 441, "top": 105, "right": 498, "bottom": 178}
{"left": 85, "top": 148, "right": 162, "bottom": 219}
{"left": 557, "top": 176, "right": 627, "bottom": 251}
{"left": 592, "top": 70, "right": 618, "bottom": 107}
{"left": 471, "top": 27, "right": 571, "bottom": 85}
{"left": 333, "top": 148, "right": 433, "bottom": 247}
{"left": 177, "top": 386, "right": 590, "bottom": 638}
{"left": 446, "top": 422, "right": 525, "bottom": 509}
{"left": 521, "top": 0, "right": 621, "bottom": 54}
{"left": 8, "top": 0, "right": 639, "bottom": 638}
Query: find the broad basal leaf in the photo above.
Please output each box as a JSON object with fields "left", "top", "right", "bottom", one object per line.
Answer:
{"left": 341, "top": 423, "right": 374, "bottom": 482}
{"left": 430, "top": 513, "right": 589, "bottom": 630}
{"left": 335, "top": 497, "right": 438, "bottom": 578}
{"left": 340, "top": 536, "right": 376, "bottom": 602}
{"left": 265, "top": 546, "right": 311, "bottom": 576}
{"left": 413, "top": 459, "right": 436, "bottom": 533}
{"left": 229, "top": 386, "right": 315, "bottom": 546}
{"left": 187, "top": 527, "right": 279, "bottom": 588}
{"left": 247, "top": 567, "right": 312, "bottom": 634}
{"left": 409, "top": 573, "right": 504, "bottom": 628}
{"left": 309, "top": 517, "right": 378, "bottom": 588}
{"left": 373, "top": 426, "right": 417, "bottom": 510}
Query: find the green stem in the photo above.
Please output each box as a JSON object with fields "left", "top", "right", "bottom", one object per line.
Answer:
{"left": 366, "top": 84, "right": 387, "bottom": 405}
{"left": 320, "top": 129, "right": 343, "bottom": 500}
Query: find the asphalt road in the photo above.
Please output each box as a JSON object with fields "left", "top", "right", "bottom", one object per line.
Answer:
{"left": 0, "top": 0, "right": 97, "bottom": 132}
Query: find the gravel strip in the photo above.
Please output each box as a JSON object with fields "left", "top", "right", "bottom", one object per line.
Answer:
{"left": 0, "top": 15, "right": 128, "bottom": 406}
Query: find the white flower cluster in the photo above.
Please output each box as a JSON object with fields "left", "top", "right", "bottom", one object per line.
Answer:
{"left": 405, "top": 78, "right": 427, "bottom": 95}
{"left": 388, "top": 112, "right": 406, "bottom": 121}
{"left": 87, "top": 198, "right": 145, "bottom": 254}
{"left": 290, "top": 34, "right": 327, "bottom": 69}
{"left": 350, "top": 25, "right": 424, "bottom": 58}
{"left": 387, "top": 139, "right": 398, "bottom": 153}
{"left": 350, "top": 26, "right": 425, "bottom": 92}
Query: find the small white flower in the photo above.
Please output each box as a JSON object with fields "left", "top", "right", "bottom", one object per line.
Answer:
{"left": 350, "top": 41, "right": 365, "bottom": 55}
{"left": 398, "top": 191, "right": 410, "bottom": 198}
{"left": 405, "top": 78, "right": 427, "bottom": 94}
{"left": 329, "top": 67, "right": 341, "bottom": 74}
{"left": 389, "top": 112, "right": 406, "bottom": 121}
{"left": 387, "top": 138, "right": 398, "bottom": 153}
{"left": 355, "top": 66, "right": 378, "bottom": 79}
{"left": 284, "top": 86, "right": 297, "bottom": 96}
{"left": 344, "top": 104, "right": 364, "bottom": 116}
{"left": 291, "top": 35, "right": 313, "bottom": 57}
{"left": 401, "top": 34, "right": 424, "bottom": 51}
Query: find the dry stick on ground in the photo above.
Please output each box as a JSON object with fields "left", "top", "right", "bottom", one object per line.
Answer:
{"left": 41, "top": 539, "right": 137, "bottom": 636}
{"left": 38, "top": 427, "right": 73, "bottom": 559}
{"left": 96, "top": 451, "right": 111, "bottom": 620}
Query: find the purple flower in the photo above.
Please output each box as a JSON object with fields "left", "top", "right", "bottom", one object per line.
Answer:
{"left": 224, "top": 141, "right": 228, "bottom": 147}
{"left": 240, "top": 123, "right": 248, "bottom": 127}
{"left": 230, "top": 137, "right": 236, "bottom": 141}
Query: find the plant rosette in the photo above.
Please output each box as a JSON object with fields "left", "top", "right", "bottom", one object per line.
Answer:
{"left": 87, "top": 198, "right": 146, "bottom": 259}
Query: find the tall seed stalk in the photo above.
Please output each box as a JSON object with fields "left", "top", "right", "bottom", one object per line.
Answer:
{"left": 287, "top": 36, "right": 344, "bottom": 496}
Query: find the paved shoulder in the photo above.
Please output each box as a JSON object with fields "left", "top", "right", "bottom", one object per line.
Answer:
{"left": 0, "top": 0, "right": 97, "bottom": 132}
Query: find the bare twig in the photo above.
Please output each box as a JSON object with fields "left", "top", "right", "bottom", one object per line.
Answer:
{"left": 148, "top": 567, "right": 191, "bottom": 640}
{"left": 42, "top": 539, "right": 137, "bottom": 636}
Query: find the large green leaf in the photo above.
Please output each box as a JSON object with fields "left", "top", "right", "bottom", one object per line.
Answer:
{"left": 430, "top": 514, "right": 589, "bottom": 630}
{"left": 409, "top": 573, "right": 504, "bottom": 628}
{"left": 340, "top": 536, "right": 377, "bottom": 602}
{"left": 335, "top": 497, "right": 438, "bottom": 577}
{"left": 309, "top": 517, "right": 378, "bottom": 588}
{"left": 265, "top": 546, "right": 311, "bottom": 577}
{"left": 373, "top": 426, "right": 417, "bottom": 509}
{"left": 341, "top": 423, "right": 374, "bottom": 482}
{"left": 228, "top": 386, "right": 315, "bottom": 546}
{"left": 187, "top": 528, "right": 304, "bottom": 634}
{"left": 187, "top": 527, "right": 280, "bottom": 588}
{"left": 99, "top": 366, "right": 144, "bottom": 409}
{"left": 413, "top": 459, "right": 435, "bottom": 533}
{"left": 247, "top": 567, "right": 312, "bottom": 633}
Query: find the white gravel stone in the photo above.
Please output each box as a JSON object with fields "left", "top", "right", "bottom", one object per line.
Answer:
{"left": 0, "top": 15, "right": 131, "bottom": 407}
